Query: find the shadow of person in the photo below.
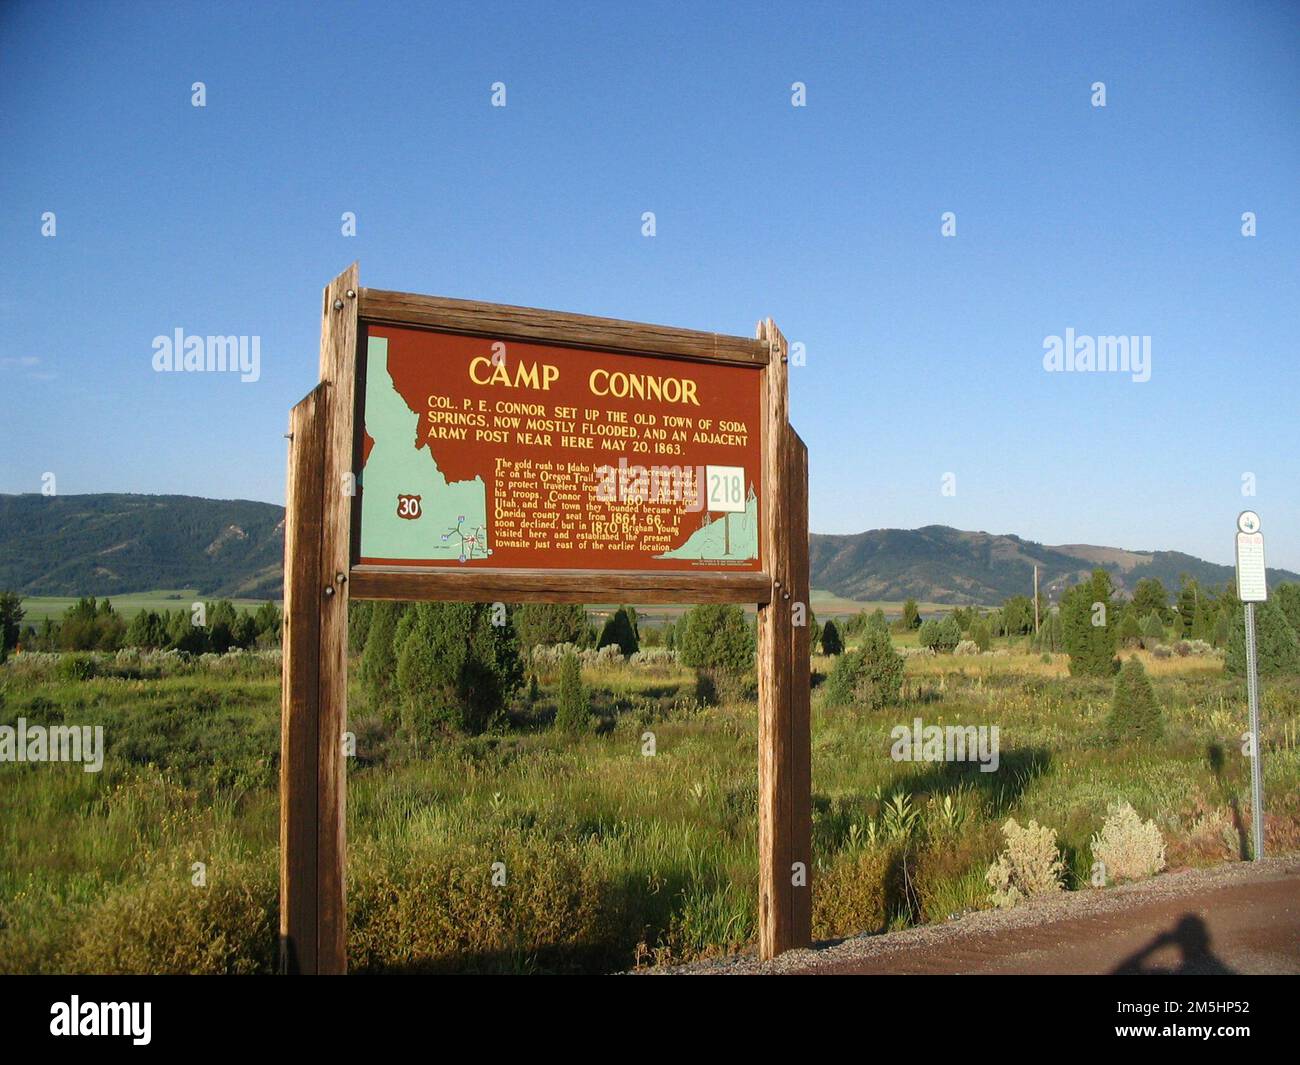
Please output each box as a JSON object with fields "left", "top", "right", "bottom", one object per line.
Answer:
{"left": 1111, "top": 914, "right": 1237, "bottom": 975}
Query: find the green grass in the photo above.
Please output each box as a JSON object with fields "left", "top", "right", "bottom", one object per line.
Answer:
{"left": 1, "top": 644, "right": 1297, "bottom": 973}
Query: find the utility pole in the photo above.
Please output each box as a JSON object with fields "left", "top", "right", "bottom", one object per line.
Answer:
{"left": 1033, "top": 564, "right": 1040, "bottom": 634}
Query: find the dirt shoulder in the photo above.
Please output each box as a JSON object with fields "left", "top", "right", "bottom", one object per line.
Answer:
{"left": 652, "top": 858, "right": 1300, "bottom": 975}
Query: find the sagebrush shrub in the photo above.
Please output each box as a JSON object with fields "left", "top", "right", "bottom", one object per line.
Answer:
{"left": 1091, "top": 801, "right": 1165, "bottom": 883}
{"left": 985, "top": 818, "right": 1064, "bottom": 908}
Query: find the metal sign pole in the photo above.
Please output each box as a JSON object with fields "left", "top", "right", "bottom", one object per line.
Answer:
{"left": 1244, "top": 601, "right": 1264, "bottom": 860}
{"left": 1235, "top": 509, "right": 1267, "bottom": 862}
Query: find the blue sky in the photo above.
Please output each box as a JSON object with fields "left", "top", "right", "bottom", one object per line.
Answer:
{"left": 2, "top": 1, "right": 1297, "bottom": 569}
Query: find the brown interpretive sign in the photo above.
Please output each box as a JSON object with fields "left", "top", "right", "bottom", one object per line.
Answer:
{"left": 280, "top": 265, "right": 810, "bottom": 975}
{"left": 355, "top": 323, "right": 763, "bottom": 573}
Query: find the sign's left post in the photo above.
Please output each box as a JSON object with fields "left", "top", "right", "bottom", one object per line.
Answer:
{"left": 280, "top": 264, "right": 358, "bottom": 974}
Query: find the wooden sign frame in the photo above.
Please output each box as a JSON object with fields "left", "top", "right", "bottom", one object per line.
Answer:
{"left": 279, "top": 264, "right": 810, "bottom": 973}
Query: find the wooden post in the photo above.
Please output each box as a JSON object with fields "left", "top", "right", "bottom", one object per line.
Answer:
{"left": 279, "top": 385, "right": 326, "bottom": 974}
{"left": 756, "top": 318, "right": 811, "bottom": 960}
{"left": 315, "top": 265, "right": 358, "bottom": 974}
{"left": 787, "top": 429, "right": 812, "bottom": 946}
{"left": 280, "top": 264, "right": 358, "bottom": 974}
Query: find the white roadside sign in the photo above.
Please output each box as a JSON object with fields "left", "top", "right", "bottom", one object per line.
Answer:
{"left": 1235, "top": 510, "right": 1267, "bottom": 602}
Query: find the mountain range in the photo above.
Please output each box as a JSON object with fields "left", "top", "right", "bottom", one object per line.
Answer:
{"left": 1, "top": 493, "right": 1295, "bottom": 605}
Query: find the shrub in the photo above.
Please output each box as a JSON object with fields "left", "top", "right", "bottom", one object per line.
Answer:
{"left": 812, "top": 844, "right": 899, "bottom": 939}
{"left": 919, "top": 617, "right": 960, "bottom": 653}
{"left": 346, "top": 834, "right": 612, "bottom": 974}
{"left": 1106, "top": 657, "right": 1163, "bottom": 744}
{"left": 823, "top": 628, "right": 904, "bottom": 710}
{"left": 678, "top": 604, "right": 755, "bottom": 675}
{"left": 953, "top": 639, "right": 979, "bottom": 656}
{"left": 554, "top": 653, "right": 590, "bottom": 735}
{"left": 394, "top": 602, "right": 523, "bottom": 737}
{"left": 62, "top": 857, "right": 277, "bottom": 974}
{"left": 985, "top": 818, "right": 1065, "bottom": 908}
{"left": 1090, "top": 802, "right": 1165, "bottom": 884}
{"left": 628, "top": 647, "right": 677, "bottom": 667}
{"left": 970, "top": 619, "right": 991, "bottom": 652}
{"left": 581, "top": 645, "right": 624, "bottom": 669}
{"left": 56, "top": 653, "right": 98, "bottom": 682}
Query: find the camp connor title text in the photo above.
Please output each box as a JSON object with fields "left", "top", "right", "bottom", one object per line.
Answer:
{"left": 468, "top": 356, "right": 700, "bottom": 406}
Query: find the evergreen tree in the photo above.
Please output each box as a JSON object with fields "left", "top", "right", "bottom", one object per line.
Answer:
{"left": 1002, "top": 596, "right": 1035, "bottom": 636}
{"left": 166, "top": 607, "right": 208, "bottom": 653}
{"left": 1274, "top": 583, "right": 1300, "bottom": 634}
{"left": 1139, "top": 610, "right": 1166, "bottom": 647}
{"left": 1033, "top": 609, "right": 1064, "bottom": 652}
{"left": 207, "top": 600, "right": 238, "bottom": 654}
{"left": 359, "top": 602, "right": 405, "bottom": 715}
{"left": 1174, "top": 577, "right": 1200, "bottom": 639}
{"left": 394, "top": 601, "right": 523, "bottom": 737}
{"left": 1129, "top": 578, "right": 1170, "bottom": 623}
{"left": 349, "top": 600, "right": 374, "bottom": 653}
{"left": 125, "top": 609, "right": 166, "bottom": 649}
{"left": 678, "top": 603, "right": 756, "bottom": 675}
{"left": 0, "top": 591, "right": 24, "bottom": 652}
{"left": 253, "top": 600, "right": 282, "bottom": 647}
{"left": 554, "top": 652, "right": 590, "bottom": 735}
{"left": 820, "top": 618, "right": 844, "bottom": 656}
{"left": 1060, "top": 569, "right": 1119, "bottom": 676}
{"left": 1117, "top": 609, "right": 1142, "bottom": 648}
{"left": 514, "top": 603, "right": 590, "bottom": 652}
{"left": 232, "top": 612, "right": 258, "bottom": 649}
{"left": 597, "top": 606, "right": 640, "bottom": 656}
{"left": 1225, "top": 601, "right": 1300, "bottom": 677}
{"left": 902, "top": 598, "right": 921, "bottom": 629}
{"left": 1212, "top": 611, "right": 1230, "bottom": 649}
{"left": 1106, "top": 657, "right": 1164, "bottom": 744}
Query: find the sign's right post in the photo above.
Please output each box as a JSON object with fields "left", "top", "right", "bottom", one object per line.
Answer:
{"left": 756, "top": 318, "right": 812, "bottom": 959}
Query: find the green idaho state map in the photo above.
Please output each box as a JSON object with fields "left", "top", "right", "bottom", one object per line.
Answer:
{"left": 359, "top": 336, "right": 490, "bottom": 562}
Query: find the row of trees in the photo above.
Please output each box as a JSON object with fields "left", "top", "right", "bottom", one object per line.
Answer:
{"left": 350, "top": 599, "right": 759, "bottom": 738}
{"left": 1054, "top": 571, "right": 1300, "bottom": 677}
{"left": 0, "top": 593, "right": 282, "bottom": 656}
{"left": 824, "top": 572, "right": 1300, "bottom": 682}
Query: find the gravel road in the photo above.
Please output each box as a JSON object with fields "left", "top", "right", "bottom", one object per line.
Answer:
{"left": 649, "top": 858, "right": 1300, "bottom": 975}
